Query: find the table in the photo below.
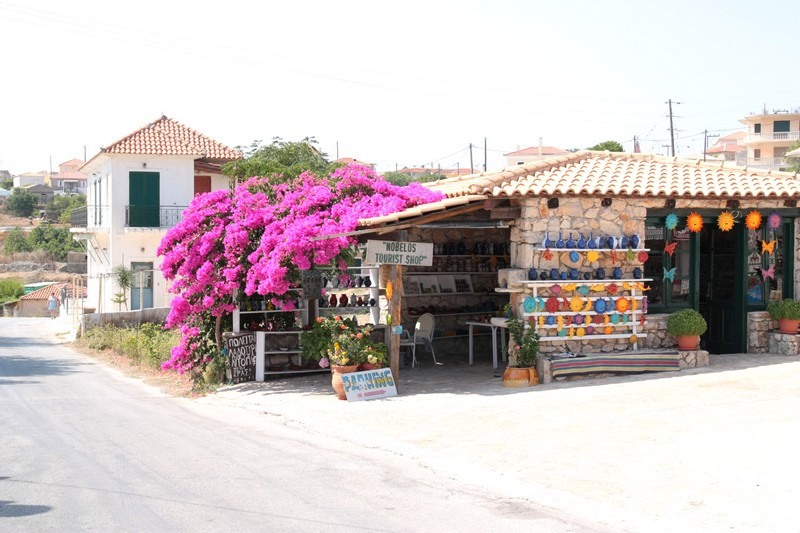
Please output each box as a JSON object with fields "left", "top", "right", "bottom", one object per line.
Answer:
{"left": 466, "top": 321, "right": 508, "bottom": 369}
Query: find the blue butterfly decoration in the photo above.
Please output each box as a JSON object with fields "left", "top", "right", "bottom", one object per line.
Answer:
{"left": 663, "top": 267, "right": 676, "bottom": 282}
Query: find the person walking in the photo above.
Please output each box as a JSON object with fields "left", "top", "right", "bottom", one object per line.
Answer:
{"left": 48, "top": 293, "right": 58, "bottom": 319}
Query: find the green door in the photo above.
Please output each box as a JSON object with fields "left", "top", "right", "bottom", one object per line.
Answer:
{"left": 129, "top": 171, "right": 160, "bottom": 227}
{"left": 699, "top": 224, "right": 747, "bottom": 353}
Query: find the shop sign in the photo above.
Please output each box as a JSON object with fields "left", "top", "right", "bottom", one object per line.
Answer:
{"left": 342, "top": 368, "right": 398, "bottom": 401}
{"left": 223, "top": 331, "right": 257, "bottom": 384}
{"left": 301, "top": 270, "right": 323, "bottom": 300}
{"left": 366, "top": 240, "right": 433, "bottom": 266}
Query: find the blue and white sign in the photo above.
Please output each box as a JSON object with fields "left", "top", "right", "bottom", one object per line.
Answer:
{"left": 341, "top": 368, "right": 398, "bottom": 401}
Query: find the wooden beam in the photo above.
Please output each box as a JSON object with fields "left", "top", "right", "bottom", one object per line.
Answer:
{"left": 388, "top": 264, "right": 403, "bottom": 391}
{"left": 490, "top": 207, "right": 521, "bottom": 219}
{"left": 375, "top": 202, "right": 486, "bottom": 234}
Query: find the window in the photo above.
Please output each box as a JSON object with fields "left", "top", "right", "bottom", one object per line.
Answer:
{"left": 747, "top": 222, "right": 784, "bottom": 306}
{"left": 644, "top": 218, "right": 691, "bottom": 310}
{"left": 754, "top": 123, "right": 761, "bottom": 134}
{"left": 774, "top": 120, "right": 790, "bottom": 134}
{"left": 754, "top": 148, "right": 761, "bottom": 160}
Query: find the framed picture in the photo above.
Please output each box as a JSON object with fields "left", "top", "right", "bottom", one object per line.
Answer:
{"left": 437, "top": 275, "right": 456, "bottom": 294}
{"left": 453, "top": 275, "right": 473, "bottom": 294}
{"left": 419, "top": 276, "right": 441, "bottom": 294}
{"left": 403, "top": 276, "right": 421, "bottom": 296}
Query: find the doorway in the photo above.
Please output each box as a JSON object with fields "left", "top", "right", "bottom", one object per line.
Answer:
{"left": 131, "top": 262, "right": 154, "bottom": 310}
{"left": 698, "top": 224, "right": 746, "bottom": 353}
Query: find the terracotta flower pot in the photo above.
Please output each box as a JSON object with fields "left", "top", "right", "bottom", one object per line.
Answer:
{"left": 676, "top": 335, "right": 699, "bottom": 350}
{"left": 778, "top": 318, "right": 800, "bottom": 335}
{"left": 502, "top": 367, "right": 540, "bottom": 388}
{"left": 360, "top": 363, "right": 376, "bottom": 371}
{"left": 331, "top": 364, "right": 359, "bottom": 400}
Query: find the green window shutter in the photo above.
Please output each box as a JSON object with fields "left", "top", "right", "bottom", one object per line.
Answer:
{"left": 129, "top": 172, "right": 160, "bottom": 227}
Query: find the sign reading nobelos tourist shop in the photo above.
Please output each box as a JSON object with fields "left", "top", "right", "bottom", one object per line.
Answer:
{"left": 365, "top": 240, "right": 433, "bottom": 267}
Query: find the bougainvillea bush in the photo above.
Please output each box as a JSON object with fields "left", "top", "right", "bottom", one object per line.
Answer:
{"left": 157, "top": 164, "right": 443, "bottom": 375}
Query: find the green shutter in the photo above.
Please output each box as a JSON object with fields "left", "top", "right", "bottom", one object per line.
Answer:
{"left": 129, "top": 172, "right": 160, "bottom": 227}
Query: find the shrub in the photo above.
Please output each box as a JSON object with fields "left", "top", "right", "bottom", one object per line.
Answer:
{"left": 0, "top": 278, "right": 24, "bottom": 303}
{"left": 78, "top": 323, "right": 180, "bottom": 371}
{"left": 3, "top": 227, "right": 33, "bottom": 254}
{"left": 766, "top": 299, "right": 800, "bottom": 320}
{"left": 667, "top": 309, "right": 708, "bottom": 337}
{"left": 6, "top": 188, "right": 37, "bottom": 217}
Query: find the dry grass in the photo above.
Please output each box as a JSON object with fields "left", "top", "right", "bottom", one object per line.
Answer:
{"left": 71, "top": 342, "right": 204, "bottom": 398}
{"left": 0, "top": 250, "right": 52, "bottom": 263}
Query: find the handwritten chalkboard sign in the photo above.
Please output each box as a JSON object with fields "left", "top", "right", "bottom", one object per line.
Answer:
{"left": 223, "top": 332, "right": 257, "bottom": 384}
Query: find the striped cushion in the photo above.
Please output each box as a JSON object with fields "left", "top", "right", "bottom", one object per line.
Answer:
{"left": 550, "top": 352, "right": 680, "bottom": 377}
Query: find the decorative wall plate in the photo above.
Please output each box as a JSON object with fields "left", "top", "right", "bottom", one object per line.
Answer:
{"left": 593, "top": 299, "right": 607, "bottom": 313}
{"left": 524, "top": 297, "right": 537, "bottom": 313}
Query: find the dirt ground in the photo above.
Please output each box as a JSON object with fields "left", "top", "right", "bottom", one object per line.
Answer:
{"left": 0, "top": 212, "right": 39, "bottom": 227}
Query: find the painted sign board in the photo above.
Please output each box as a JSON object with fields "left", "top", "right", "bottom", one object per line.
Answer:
{"left": 301, "top": 269, "right": 323, "bottom": 300}
{"left": 223, "top": 331, "right": 257, "bottom": 384}
{"left": 342, "top": 368, "right": 398, "bottom": 401}
{"left": 366, "top": 240, "right": 433, "bottom": 267}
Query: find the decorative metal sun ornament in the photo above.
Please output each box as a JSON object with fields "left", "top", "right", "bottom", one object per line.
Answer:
{"left": 665, "top": 212, "right": 679, "bottom": 230}
{"left": 745, "top": 210, "right": 762, "bottom": 231}
{"left": 717, "top": 211, "right": 735, "bottom": 232}
{"left": 686, "top": 212, "right": 703, "bottom": 233}
{"left": 768, "top": 212, "right": 782, "bottom": 230}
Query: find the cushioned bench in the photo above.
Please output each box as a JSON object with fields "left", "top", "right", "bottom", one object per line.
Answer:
{"left": 549, "top": 351, "right": 681, "bottom": 379}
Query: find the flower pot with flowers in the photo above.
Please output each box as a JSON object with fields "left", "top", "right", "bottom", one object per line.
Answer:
{"left": 767, "top": 299, "right": 800, "bottom": 334}
{"left": 325, "top": 331, "right": 368, "bottom": 400}
{"left": 502, "top": 304, "right": 541, "bottom": 387}
{"left": 301, "top": 315, "right": 357, "bottom": 367}
{"left": 667, "top": 308, "right": 708, "bottom": 350}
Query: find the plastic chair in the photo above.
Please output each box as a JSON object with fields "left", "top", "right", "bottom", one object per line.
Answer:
{"left": 399, "top": 313, "right": 437, "bottom": 367}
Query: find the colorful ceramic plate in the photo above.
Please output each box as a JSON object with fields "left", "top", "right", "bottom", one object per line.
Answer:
{"left": 569, "top": 296, "right": 583, "bottom": 312}
{"left": 616, "top": 297, "right": 630, "bottom": 313}
{"left": 574, "top": 314, "right": 584, "bottom": 325}
{"left": 593, "top": 298, "right": 606, "bottom": 313}
{"left": 523, "top": 297, "right": 537, "bottom": 313}
{"left": 577, "top": 327, "right": 586, "bottom": 337}
{"left": 611, "top": 313, "right": 621, "bottom": 324}
{"left": 593, "top": 314, "right": 603, "bottom": 324}
{"left": 546, "top": 315, "right": 555, "bottom": 326}
{"left": 577, "top": 285, "right": 591, "bottom": 296}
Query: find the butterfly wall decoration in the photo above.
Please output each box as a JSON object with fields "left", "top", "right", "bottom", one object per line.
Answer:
{"left": 760, "top": 264, "right": 775, "bottom": 281}
{"left": 664, "top": 242, "right": 677, "bottom": 257}
{"left": 761, "top": 240, "right": 775, "bottom": 255}
{"left": 663, "top": 267, "right": 676, "bottom": 282}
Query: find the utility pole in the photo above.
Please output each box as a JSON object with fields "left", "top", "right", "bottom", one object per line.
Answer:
{"left": 704, "top": 130, "right": 720, "bottom": 162}
{"left": 336, "top": 141, "right": 339, "bottom": 160}
{"left": 484, "top": 137, "right": 487, "bottom": 171}
{"left": 83, "top": 145, "right": 87, "bottom": 161}
{"left": 469, "top": 143, "right": 474, "bottom": 173}
{"left": 666, "top": 99, "right": 682, "bottom": 157}
{"left": 661, "top": 144, "right": 671, "bottom": 157}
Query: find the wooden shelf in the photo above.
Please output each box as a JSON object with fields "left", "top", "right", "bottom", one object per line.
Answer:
{"left": 523, "top": 309, "right": 644, "bottom": 317}
{"left": 536, "top": 248, "right": 650, "bottom": 253}
{"left": 538, "top": 333, "right": 648, "bottom": 341}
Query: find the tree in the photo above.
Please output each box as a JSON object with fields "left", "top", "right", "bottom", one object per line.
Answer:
{"left": 222, "top": 137, "right": 334, "bottom": 185}
{"left": 112, "top": 265, "right": 134, "bottom": 311}
{"left": 47, "top": 194, "right": 87, "bottom": 223}
{"left": 588, "top": 140, "right": 624, "bottom": 152}
{"left": 784, "top": 140, "right": 800, "bottom": 173}
{"left": 5, "top": 188, "right": 37, "bottom": 217}
{"left": 0, "top": 279, "right": 24, "bottom": 303}
{"left": 383, "top": 171, "right": 444, "bottom": 186}
{"left": 28, "top": 224, "right": 81, "bottom": 261}
{"left": 0, "top": 178, "right": 12, "bottom": 190}
{"left": 3, "top": 227, "right": 33, "bottom": 254}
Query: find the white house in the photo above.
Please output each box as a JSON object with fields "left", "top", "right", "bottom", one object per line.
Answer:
{"left": 13, "top": 171, "right": 49, "bottom": 188}
{"left": 73, "top": 115, "right": 239, "bottom": 313}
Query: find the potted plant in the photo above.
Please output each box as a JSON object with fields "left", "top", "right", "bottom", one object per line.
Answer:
{"left": 667, "top": 309, "right": 708, "bottom": 350}
{"left": 324, "top": 329, "right": 370, "bottom": 400}
{"left": 300, "top": 315, "right": 357, "bottom": 365}
{"left": 767, "top": 299, "right": 800, "bottom": 334}
{"left": 502, "top": 304, "right": 541, "bottom": 387}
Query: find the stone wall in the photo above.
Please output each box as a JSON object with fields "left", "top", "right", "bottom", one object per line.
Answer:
{"left": 748, "top": 311, "right": 776, "bottom": 353}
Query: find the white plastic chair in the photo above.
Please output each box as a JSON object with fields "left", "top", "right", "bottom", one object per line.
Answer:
{"left": 399, "top": 313, "right": 437, "bottom": 367}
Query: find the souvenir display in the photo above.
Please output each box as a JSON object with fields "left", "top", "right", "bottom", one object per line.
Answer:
{"left": 528, "top": 268, "right": 539, "bottom": 280}
{"left": 637, "top": 251, "right": 649, "bottom": 263}
{"left": 717, "top": 211, "right": 735, "bottom": 231}
{"left": 665, "top": 212, "right": 679, "bottom": 229}
{"left": 768, "top": 212, "right": 782, "bottom": 230}
{"left": 686, "top": 212, "right": 703, "bottom": 232}
{"left": 587, "top": 231, "right": 597, "bottom": 249}
{"left": 745, "top": 210, "right": 762, "bottom": 230}
{"left": 586, "top": 250, "right": 599, "bottom": 262}
{"left": 762, "top": 240, "right": 775, "bottom": 254}
{"left": 524, "top": 297, "right": 537, "bottom": 313}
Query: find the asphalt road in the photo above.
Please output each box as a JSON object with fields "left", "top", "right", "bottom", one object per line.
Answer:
{"left": 0, "top": 319, "right": 590, "bottom": 532}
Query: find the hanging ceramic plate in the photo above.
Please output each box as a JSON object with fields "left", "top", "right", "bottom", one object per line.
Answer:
{"left": 603, "top": 314, "right": 611, "bottom": 325}
{"left": 604, "top": 325, "right": 614, "bottom": 335}
{"left": 611, "top": 313, "right": 621, "bottom": 324}
{"left": 577, "top": 285, "right": 590, "bottom": 296}
{"left": 538, "top": 316, "right": 545, "bottom": 327}
{"left": 577, "top": 327, "right": 586, "bottom": 337}
{"left": 586, "top": 325, "right": 594, "bottom": 335}
{"left": 550, "top": 284, "right": 561, "bottom": 294}
{"left": 574, "top": 314, "right": 584, "bottom": 325}
{"left": 569, "top": 296, "right": 583, "bottom": 312}
{"left": 523, "top": 297, "right": 537, "bottom": 313}
{"left": 593, "top": 314, "right": 603, "bottom": 325}
{"left": 616, "top": 297, "right": 630, "bottom": 313}
{"left": 593, "top": 298, "right": 607, "bottom": 313}
{"left": 629, "top": 334, "right": 638, "bottom": 344}
{"left": 558, "top": 327, "right": 567, "bottom": 337}
{"left": 607, "top": 283, "right": 619, "bottom": 294}
{"left": 586, "top": 250, "right": 600, "bottom": 262}
{"left": 545, "top": 315, "right": 555, "bottom": 326}
{"left": 583, "top": 297, "right": 593, "bottom": 311}
{"left": 637, "top": 251, "right": 649, "bottom": 263}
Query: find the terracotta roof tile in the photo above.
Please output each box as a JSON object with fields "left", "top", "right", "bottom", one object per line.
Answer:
{"left": 427, "top": 151, "right": 800, "bottom": 199}
{"left": 503, "top": 146, "right": 570, "bottom": 157}
{"left": 100, "top": 115, "right": 240, "bottom": 160}
{"left": 21, "top": 283, "right": 86, "bottom": 300}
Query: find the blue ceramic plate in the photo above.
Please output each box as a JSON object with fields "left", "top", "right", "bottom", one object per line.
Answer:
{"left": 546, "top": 315, "right": 555, "bottom": 326}
{"left": 577, "top": 285, "right": 590, "bottom": 296}
{"left": 524, "top": 297, "right": 537, "bottom": 313}
{"left": 593, "top": 299, "right": 607, "bottom": 313}
{"left": 611, "top": 313, "right": 621, "bottom": 324}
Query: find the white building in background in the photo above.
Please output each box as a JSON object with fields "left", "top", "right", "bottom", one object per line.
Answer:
{"left": 72, "top": 115, "right": 239, "bottom": 313}
{"left": 13, "top": 171, "right": 49, "bottom": 188}
{"left": 739, "top": 108, "right": 800, "bottom": 171}
{"left": 503, "top": 145, "right": 569, "bottom": 167}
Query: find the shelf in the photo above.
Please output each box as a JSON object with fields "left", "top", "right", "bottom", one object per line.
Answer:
{"left": 264, "top": 349, "right": 302, "bottom": 355}
{"left": 408, "top": 311, "right": 500, "bottom": 317}
{"left": 538, "top": 333, "right": 648, "bottom": 341}
{"left": 319, "top": 306, "right": 376, "bottom": 311}
{"left": 237, "top": 308, "right": 304, "bottom": 314}
{"left": 404, "top": 292, "right": 505, "bottom": 297}
{"left": 523, "top": 309, "right": 644, "bottom": 317}
{"left": 406, "top": 272, "right": 499, "bottom": 276}
{"left": 534, "top": 321, "right": 643, "bottom": 329}
{"left": 322, "top": 286, "right": 376, "bottom": 291}
{"left": 520, "top": 278, "right": 653, "bottom": 285}
{"left": 536, "top": 248, "right": 650, "bottom": 253}
{"left": 495, "top": 288, "right": 524, "bottom": 293}
{"left": 258, "top": 330, "right": 304, "bottom": 335}
{"left": 434, "top": 254, "right": 509, "bottom": 258}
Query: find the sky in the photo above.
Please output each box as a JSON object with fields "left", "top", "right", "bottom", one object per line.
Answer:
{"left": 1, "top": 0, "right": 798, "bottom": 175}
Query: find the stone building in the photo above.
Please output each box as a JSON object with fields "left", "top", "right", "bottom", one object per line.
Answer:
{"left": 357, "top": 151, "right": 800, "bottom": 357}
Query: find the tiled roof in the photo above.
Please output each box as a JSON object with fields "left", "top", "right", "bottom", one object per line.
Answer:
{"left": 59, "top": 158, "right": 84, "bottom": 167}
{"left": 426, "top": 151, "right": 800, "bottom": 199}
{"left": 55, "top": 171, "right": 87, "bottom": 181}
{"left": 100, "top": 115, "right": 240, "bottom": 160}
{"left": 20, "top": 283, "right": 86, "bottom": 300}
{"left": 706, "top": 143, "right": 744, "bottom": 154}
{"left": 503, "top": 146, "right": 569, "bottom": 157}
{"left": 430, "top": 151, "right": 800, "bottom": 198}
{"left": 335, "top": 157, "right": 373, "bottom": 167}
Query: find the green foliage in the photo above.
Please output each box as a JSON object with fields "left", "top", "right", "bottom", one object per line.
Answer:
{"left": 47, "top": 194, "right": 86, "bottom": 223}
{"left": 3, "top": 227, "right": 33, "bottom": 254}
{"left": 112, "top": 265, "right": 135, "bottom": 310}
{"left": 383, "top": 171, "right": 444, "bottom": 186}
{"left": 78, "top": 323, "right": 180, "bottom": 371}
{"left": 667, "top": 309, "right": 708, "bottom": 336}
{"left": 504, "top": 304, "right": 540, "bottom": 368}
{"left": 5, "top": 188, "right": 37, "bottom": 217}
{"left": 588, "top": 140, "right": 624, "bottom": 152}
{"left": 767, "top": 299, "right": 800, "bottom": 320}
{"left": 29, "top": 224, "right": 81, "bottom": 261}
{"left": 301, "top": 315, "right": 358, "bottom": 361}
{"left": 784, "top": 140, "right": 800, "bottom": 173}
{"left": 0, "top": 278, "right": 24, "bottom": 303}
{"left": 222, "top": 137, "right": 333, "bottom": 184}
{"left": 0, "top": 178, "right": 12, "bottom": 190}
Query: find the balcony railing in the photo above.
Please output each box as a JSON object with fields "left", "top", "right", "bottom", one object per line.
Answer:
{"left": 745, "top": 131, "right": 800, "bottom": 143}
{"left": 70, "top": 205, "right": 109, "bottom": 228}
{"left": 745, "top": 157, "right": 790, "bottom": 168}
{"left": 125, "top": 205, "right": 187, "bottom": 229}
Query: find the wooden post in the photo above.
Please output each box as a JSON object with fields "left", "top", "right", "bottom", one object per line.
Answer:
{"left": 388, "top": 263, "right": 403, "bottom": 391}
